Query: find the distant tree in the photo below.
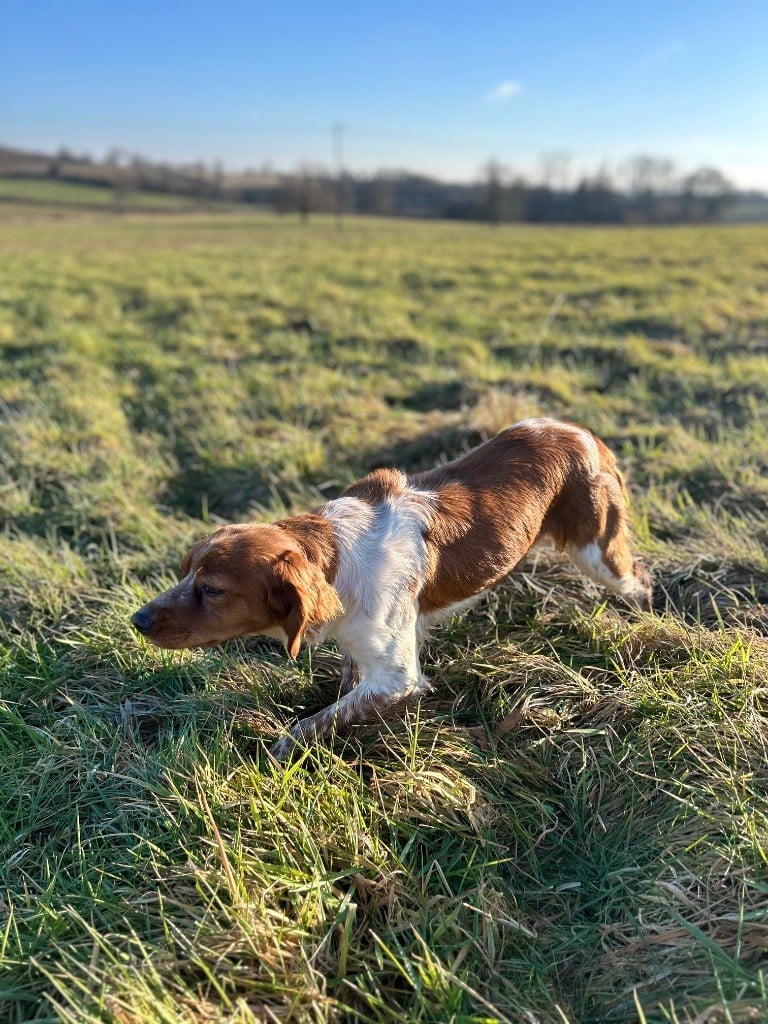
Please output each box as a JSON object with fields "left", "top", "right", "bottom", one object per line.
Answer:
{"left": 370, "top": 172, "right": 395, "bottom": 216}
{"left": 157, "top": 162, "right": 176, "bottom": 194}
{"left": 112, "top": 173, "right": 129, "bottom": 211}
{"left": 105, "top": 147, "right": 127, "bottom": 170}
{"left": 340, "top": 172, "right": 356, "bottom": 218}
{"left": 128, "top": 154, "right": 148, "bottom": 191}
{"left": 526, "top": 185, "right": 554, "bottom": 222}
{"left": 571, "top": 169, "right": 622, "bottom": 222}
{"left": 212, "top": 160, "right": 226, "bottom": 198}
{"left": 297, "top": 166, "right": 322, "bottom": 221}
{"left": 506, "top": 175, "right": 527, "bottom": 221}
{"left": 681, "top": 166, "right": 734, "bottom": 220}
{"left": 481, "top": 159, "right": 509, "bottom": 225}
{"left": 49, "top": 146, "right": 75, "bottom": 179}
{"left": 593, "top": 162, "right": 617, "bottom": 189}
{"left": 628, "top": 155, "right": 677, "bottom": 221}
{"left": 538, "top": 150, "right": 572, "bottom": 191}
{"left": 628, "top": 155, "right": 675, "bottom": 195}
{"left": 277, "top": 165, "right": 334, "bottom": 221}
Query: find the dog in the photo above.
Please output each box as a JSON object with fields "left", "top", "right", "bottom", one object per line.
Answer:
{"left": 132, "top": 418, "right": 652, "bottom": 760}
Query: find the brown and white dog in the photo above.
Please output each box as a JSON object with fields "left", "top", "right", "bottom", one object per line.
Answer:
{"left": 132, "top": 418, "right": 652, "bottom": 760}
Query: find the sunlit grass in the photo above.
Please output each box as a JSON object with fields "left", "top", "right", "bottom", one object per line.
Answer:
{"left": 1, "top": 212, "right": 767, "bottom": 1022}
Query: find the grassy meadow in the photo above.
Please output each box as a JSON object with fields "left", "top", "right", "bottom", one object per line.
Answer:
{"left": 1, "top": 207, "right": 767, "bottom": 1023}
{"left": 0, "top": 178, "right": 239, "bottom": 212}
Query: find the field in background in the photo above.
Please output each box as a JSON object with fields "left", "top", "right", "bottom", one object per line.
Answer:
{"left": 0, "top": 177, "right": 249, "bottom": 213}
{"left": 1, "top": 209, "right": 767, "bottom": 1023}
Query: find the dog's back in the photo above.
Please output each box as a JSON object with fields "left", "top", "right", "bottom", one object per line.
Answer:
{"left": 345, "top": 418, "right": 648, "bottom": 615}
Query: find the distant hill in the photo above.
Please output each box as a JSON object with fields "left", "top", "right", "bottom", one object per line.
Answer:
{"left": 0, "top": 176, "right": 217, "bottom": 211}
{"left": 724, "top": 191, "right": 768, "bottom": 222}
{"left": 0, "top": 145, "right": 277, "bottom": 208}
{"left": 2, "top": 143, "right": 767, "bottom": 223}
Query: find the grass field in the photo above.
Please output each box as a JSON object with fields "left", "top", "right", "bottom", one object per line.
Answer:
{"left": 1, "top": 208, "right": 767, "bottom": 1023}
{"left": 0, "top": 177, "right": 233, "bottom": 211}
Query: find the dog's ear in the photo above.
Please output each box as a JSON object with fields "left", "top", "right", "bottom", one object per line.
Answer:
{"left": 266, "top": 549, "right": 342, "bottom": 659}
{"left": 180, "top": 533, "right": 215, "bottom": 576}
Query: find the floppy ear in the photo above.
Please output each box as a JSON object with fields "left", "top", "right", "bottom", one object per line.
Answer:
{"left": 180, "top": 537, "right": 207, "bottom": 576}
{"left": 266, "top": 549, "right": 342, "bottom": 659}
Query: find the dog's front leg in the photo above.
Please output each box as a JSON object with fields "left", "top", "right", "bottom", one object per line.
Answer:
{"left": 270, "top": 612, "right": 428, "bottom": 762}
{"left": 339, "top": 653, "right": 360, "bottom": 696}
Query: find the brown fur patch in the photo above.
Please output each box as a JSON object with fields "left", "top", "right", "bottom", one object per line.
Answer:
{"left": 413, "top": 424, "right": 589, "bottom": 613}
{"left": 343, "top": 467, "right": 407, "bottom": 505}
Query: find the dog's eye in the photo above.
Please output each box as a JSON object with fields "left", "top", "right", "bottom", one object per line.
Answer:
{"left": 201, "top": 584, "right": 225, "bottom": 598}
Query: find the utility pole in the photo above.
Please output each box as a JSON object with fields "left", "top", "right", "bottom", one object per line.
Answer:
{"left": 332, "top": 121, "right": 345, "bottom": 230}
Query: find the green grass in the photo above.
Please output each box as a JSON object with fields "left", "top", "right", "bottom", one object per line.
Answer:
{"left": 0, "top": 177, "right": 229, "bottom": 210}
{"left": 1, "top": 209, "right": 767, "bottom": 1023}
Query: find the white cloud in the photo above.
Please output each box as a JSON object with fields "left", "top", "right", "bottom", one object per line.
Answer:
{"left": 485, "top": 80, "right": 522, "bottom": 103}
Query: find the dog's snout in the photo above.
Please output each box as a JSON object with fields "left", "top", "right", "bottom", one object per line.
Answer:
{"left": 131, "top": 608, "right": 154, "bottom": 635}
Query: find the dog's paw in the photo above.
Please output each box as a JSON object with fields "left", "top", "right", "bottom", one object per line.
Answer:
{"left": 268, "top": 734, "right": 297, "bottom": 764}
{"left": 630, "top": 560, "right": 654, "bottom": 612}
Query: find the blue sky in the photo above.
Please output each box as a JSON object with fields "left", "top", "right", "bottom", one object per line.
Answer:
{"left": 3, "top": 1, "right": 768, "bottom": 187}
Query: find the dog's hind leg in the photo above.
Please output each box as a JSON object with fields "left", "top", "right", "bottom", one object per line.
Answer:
{"left": 568, "top": 472, "right": 652, "bottom": 611}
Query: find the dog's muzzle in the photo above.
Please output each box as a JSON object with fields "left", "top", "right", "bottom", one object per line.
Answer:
{"left": 131, "top": 608, "right": 155, "bottom": 635}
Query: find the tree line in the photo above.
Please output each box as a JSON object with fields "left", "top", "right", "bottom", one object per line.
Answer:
{"left": 286, "top": 157, "right": 737, "bottom": 224}
{"left": 0, "top": 144, "right": 748, "bottom": 223}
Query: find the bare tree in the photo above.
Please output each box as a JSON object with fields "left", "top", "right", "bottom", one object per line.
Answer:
{"left": 628, "top": 156, "right": 675, "bottom": 194}
{"left": 278, "top": 165, "right": 334, "bottom": 222}
{"left": 507, "top": 174, "right": 527, "bottom": 221}
{"left": 682, "top": 166, "right": 734, "bottom": 220}
{"left": 481, "top": 159, "right": 509, "bottom": 225}
{"left": 539, "top": 150, "right": 572, "bottom": 191}
{"left": 212, "top": 160, "right": 225, "bottom": 197}
{"left": 49, "top": 146, "right": 73, "bottom": 179}
{"left": 627, "top": 155, "right": 678, "bottom": 220}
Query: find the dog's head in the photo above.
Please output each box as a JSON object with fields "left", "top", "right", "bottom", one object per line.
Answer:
{"left": 131, "top": 524, "right": 342, "bottom": 657}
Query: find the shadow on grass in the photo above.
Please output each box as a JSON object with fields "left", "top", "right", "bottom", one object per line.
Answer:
{"left": 158, "top": 418, "right": 484, "bottom": 521}
{"left": 653, "top": 559, "right": 768, "bottom": 634}
{"left": 385, "top": 379, "right": 475, "bottom": 413}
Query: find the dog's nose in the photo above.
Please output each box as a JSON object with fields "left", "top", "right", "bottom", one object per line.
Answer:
{"left": 131, "top": 609, "right": 154, "bottom": 635}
